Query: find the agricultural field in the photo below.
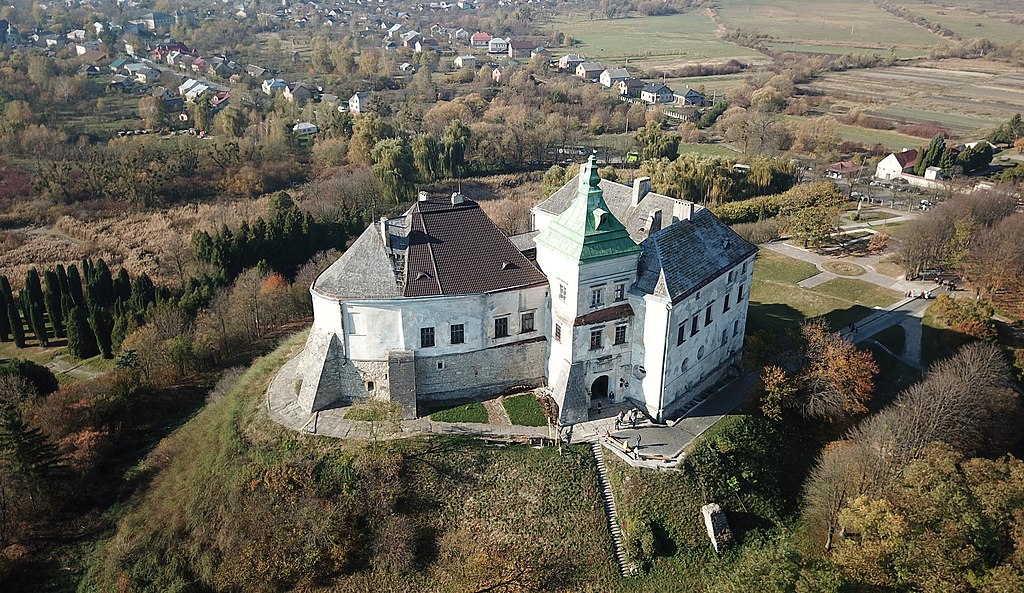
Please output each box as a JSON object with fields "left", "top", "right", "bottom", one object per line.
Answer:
{"left": 803, "top": 63, "right": 1024, "bottom": 139}
{"left": 662, "top": 72, "right": 749, "bottom": 99}
{"left": 895, "top": 0, "right": 1024, "bottom": 44}
{"left": 550, "top": 13, "right": 762, "bottom": 66}
{"left": 765, "top": 42, "right": 925, "bottom": 59}
{"left": 717, "top": 0, "right": 946, "bottom": 52}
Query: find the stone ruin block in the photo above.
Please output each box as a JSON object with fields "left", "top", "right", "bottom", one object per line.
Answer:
{"left": 701, "top": 502, "right": 734, "bottom": 553}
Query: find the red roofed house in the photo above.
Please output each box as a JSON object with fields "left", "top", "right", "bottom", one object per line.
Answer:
{"left": 470, "top": 31, "right": 490, "bottom": 48}
{"left": 875, "top": 149, "right": 918, "bottom": 180}
{"left": 826, "top": 161, "right": 864, "bottom": 179}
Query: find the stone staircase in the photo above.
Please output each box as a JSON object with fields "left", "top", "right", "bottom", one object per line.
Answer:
{"left": 590, "top": 441, "right": 637, "bottom": 577}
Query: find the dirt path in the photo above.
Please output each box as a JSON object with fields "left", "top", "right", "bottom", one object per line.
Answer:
{"left": 45, "top": 355, "right": 104, "bottom": 382}
{"left": 483, "top": 397, "right": 513, "bottom": 427}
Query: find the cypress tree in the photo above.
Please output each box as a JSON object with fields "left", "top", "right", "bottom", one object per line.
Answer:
{"left": 24, "top": 271, "right": 49, "bottom": 347}
{"left": 113, "top": 268, "right": 131, "bottom": 303}
{"left": 92, "top": 259, "right": 114, "bottom": 309}
{"left": 88, "top": 305, "right": 113, "bottom": 359}
{"left": 0, "top": 286, "right": 10, "bottom": 342}
{"left": 67, "top": 265, "right": 85, "bottom": 308}
{"left": 7, "top": 300, "right": 25, "bottom": 348}
{"left": 66, "top": 306, "right": 98, "bottom": 359}
{"left": 55, "top": 264, "right": 70, "bottom": 297}
{"left": 0, "top": 275, "right": 14, "bottom": 308}
{"left": 43, "top": 271, "right": 65, "bottom": 338}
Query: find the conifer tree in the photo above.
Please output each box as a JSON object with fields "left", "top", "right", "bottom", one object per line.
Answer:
{"left": 113, "top": 268, "right": 131, "bottom": 303}
{"left": 23, "top": 271, "right": 49, "bottom": 347}
{"left": 88, "top": 306, "right": 113, "bottom": 359}
{"left": 65, "top": 306, "right": 98, "bottom": 359}
{"left": 0, "top": 287, "right": 10, "bottom": 343}
{"left": 43, "top": 271, "right": 65, "bottom": 338}
{"left": 6, "top": 301, "right": 25, "bottom": 348}
{"left": 66, "top": 265, "right": 85, "bottom": 308}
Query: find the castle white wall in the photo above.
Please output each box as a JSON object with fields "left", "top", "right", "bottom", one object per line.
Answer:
{"left": 312, "top": 288, "right": 344, "bottom": 334}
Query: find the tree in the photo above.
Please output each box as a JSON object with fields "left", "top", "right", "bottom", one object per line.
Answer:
{"left": 192, "top": 99, "right": 213, "bottom": 133}
{"left": 634, "top": 121, "right": 679, "bottom": 161}
{"left": 138, "top": 95, "right": 169, "bottom": 129}
{"left": 914, "top": 135, "right": 945, "bottom": 176}
{"left": 791, "top": 321, "right": 877, "bottom": 421}
{"left": 0, "top": 281, "right": 10, "bottom": 343}
{"left": 1015, "top": 137, "right": 1024, "bottom": 154}
{"left": 66, "top": 306, "right": 99, "bottom": 359}
{"left": 371, "top": 137, "right": 416, "bottom": 205}
{"left": 6, "top": 301, "right": 25, "bottom": 348}
{"left": 412, "top": 133, "right": 440, "bottom": 182}
{"left": 441, "top": 119, "right": 470, "bottom": 178}
{"left": 760, "top": 365, "right": 797, "bottom": 421}
{"left": 789, "top": 206, "right": 838, "bottom": 248}
{"left": 43, "top": 271, "right": 65, "bottom": 338}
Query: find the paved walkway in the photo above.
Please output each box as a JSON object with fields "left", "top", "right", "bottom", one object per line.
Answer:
{"left": 762, "top": 241, "right": 930, "bottom": 294}
{"left": 267, "top": 353, "right": 753, "bottom": 469}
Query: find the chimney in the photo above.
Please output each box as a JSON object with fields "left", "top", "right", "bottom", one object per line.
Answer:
{"left": 417, "top": 190, "right": 429, "bottom": 202}
{"left": 632, "top": 176, "right": 651, "bottom": 206}
{"left": 379, "top": 216, "right": 389, "bottom": 246}
{"left": 643, "top": 209, "right": 662, "bottom": 237}
{"left": 672, "top": 200, "right": 694, "bottom": 223}
{"left": 451, "top": 192, "right": 465, "bottom": 205}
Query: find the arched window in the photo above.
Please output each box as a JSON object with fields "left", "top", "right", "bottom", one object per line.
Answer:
{"left": 681, "top": 358, "right": 689, "bottom": 373}
{"left": 697, "top": 346, "right": 705, "bottom": 359}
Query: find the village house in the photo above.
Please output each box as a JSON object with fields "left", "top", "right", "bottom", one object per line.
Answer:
{"left": 507, "top": 39, "right": 534, "bottom": 59}
{"left": 675, "top": 88, "right": 708, "bottom": 107}
{"left": 349, "top": 91, "right": 372, "bottom": 114}
{"left": 617, "top": 78, "right": 645, "bottom": 98}
{"left": 414, "top": 38, "right": 439, "bottom": 53}
{"left": 454, "top": 55, "right": 476, "bottom": 69}
{"left": 875, "top": 149, "right": 918, "bottom": 180}
{"left": 488, "top": 37, "right": 508, "bottom": 54}
{"left": 291, "top": 157, "right": 755, "bottom": 425}
{"left": 576, "top": 61, "right": 604, "bottom": 82}
{"left": 826, "top": 161, "right": 865, "bottom": 180}
{"left": 599, "top": 68, "right": 630, "bottom": 88}
{"left": 141, "top": 12, "right": 174, "bottom": 32}
{"left": 641, "top": 82, "right": 674, "bottom": 104}
{"left": 491, "top": 67, "right": 503, "bottom": 84}
{"left": 284, "top": 83, "right": 315, "bottom": 104}
{"left": 262, "top": 78, "right": 288, "bottom": 95}
{"left": 470, "top": 31, "right": 491, "bottom": 48}
{"left": 558, "top": 54, "right": 585, "bottom": 72}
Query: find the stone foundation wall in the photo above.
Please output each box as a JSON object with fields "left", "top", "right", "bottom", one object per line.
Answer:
{"left": 413, "top": 338, "right": 547, "bottom": 401}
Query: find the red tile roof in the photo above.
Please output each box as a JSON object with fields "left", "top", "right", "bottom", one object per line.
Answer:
{"left": 403, "top": 198, "right": 547, "bottom": 297}
{"left": 573, "top": 303, "right": 634, "bottom": 327}
{"left": 895, "top": 149, "right": 918, "bottom": 168}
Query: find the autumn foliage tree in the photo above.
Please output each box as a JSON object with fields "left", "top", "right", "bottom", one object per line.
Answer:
{"left": 784, "top": 321, "right": 878, "bottom": 421}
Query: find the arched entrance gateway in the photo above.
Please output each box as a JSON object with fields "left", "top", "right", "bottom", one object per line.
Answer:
{"left": 590, "top": 375, "right": 609, "bottom": 400}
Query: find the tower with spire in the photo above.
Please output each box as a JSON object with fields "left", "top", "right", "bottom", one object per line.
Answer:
{"left": 535, "top": 156, "right": 642, "bottom": 423}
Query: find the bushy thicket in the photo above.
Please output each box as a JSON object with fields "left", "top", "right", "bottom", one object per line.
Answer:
{"left": 713, "top": 181, "right": 844, "bottom": 225}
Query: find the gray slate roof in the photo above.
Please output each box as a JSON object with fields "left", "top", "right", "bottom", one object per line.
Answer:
{"left": 537, "top": 176, "right": 754, "bottom": 303}
{"left": 313, "top": 224, "right": 401, "bottom": 299}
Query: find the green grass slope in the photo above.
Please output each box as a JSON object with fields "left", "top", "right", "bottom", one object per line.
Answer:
{"left": 80, "top": 332, "right": 619, "bottom": 592}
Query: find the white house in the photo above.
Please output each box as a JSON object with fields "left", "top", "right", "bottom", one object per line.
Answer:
{"left": 262, "top": 78, "right": 288, "bottom": 95}
{"left": 454, "top": 55, "right": 476, "bottom": 69}
{"left": 291, "top": 157, "right": 755, "bottom": 424}
{"left": 640, "top": 83, "right": 674, "bottom": 104}
{"left": 349, "top": 92, "right": 372, "bottom": 114}
{"left": 292, "top": 122, "right": 319, "bottom": 137}
{"left": 875, "top": 149, "right": 918, "bottom": 180}
{"left": 487, "top": 37, "right": 508, "bottom": 54}
{"left": 599, "top": 68, "right": 630, "bottom": 88}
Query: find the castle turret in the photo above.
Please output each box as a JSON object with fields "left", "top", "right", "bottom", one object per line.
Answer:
{"left": 535, "top": 156, "right": 641, "bottom": 423}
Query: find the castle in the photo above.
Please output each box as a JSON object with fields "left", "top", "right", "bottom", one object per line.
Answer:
{"left": 294, "top": 156, "right": 756, "bottom": 424}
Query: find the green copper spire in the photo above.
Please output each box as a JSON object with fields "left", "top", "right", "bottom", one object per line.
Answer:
{"left": 536, "top": 156, "right": 640, "bottom": 264}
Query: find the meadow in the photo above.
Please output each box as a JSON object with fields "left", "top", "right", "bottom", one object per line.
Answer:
{"left": 549, "top": 13, "right": 761, "bottom": 65}
{"left": 895, "top": 0, "right": 1024, "bottom": 44}
{"left": 716, "top": 0, "right": 946, "bottom": 50}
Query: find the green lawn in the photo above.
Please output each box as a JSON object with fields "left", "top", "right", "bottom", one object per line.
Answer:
{"left": 344, "top": 400, "right": 400, "bottom": 421}
{"left": 550, "top": 13, "right": 760, "bottom": 62}
{"left": 502, "top": 393, "right": 548, "bottom": 426}
{"left": 747, "top": 250, "right": 902, "bottom": 335}
{"left": 717, "top": 0, "right": 945, "bottom": 47}
{"left": 429, "top": 402, "right": 490, "bottom": 423}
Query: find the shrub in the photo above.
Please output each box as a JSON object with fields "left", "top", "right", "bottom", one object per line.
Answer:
{"left": 731, "top": 219, "right": 781, "bottom": 244}
{"left": 713, "top": 182, "right": 844, "bottom": 225}
{"left": 930, "top": 294, "right": 997, "bottom": 341}
{"left": 0, "top": 358, "right": 59, "bottom": 396}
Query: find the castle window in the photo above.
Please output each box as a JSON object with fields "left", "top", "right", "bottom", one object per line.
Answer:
{"left": 558, "top": 283, "right": 567, "bottom": 301}
{"left": 614, "top": 283, "right": 626, "bottom": 301}
{"left": 698, "top": 345, "right": 705, "bottom": 359}
{"left": 677, "top": 323, "right": 686, "bottom": 346}
{"left": 691, "top": 314, "right": 699, "bottom": 336}
{"left": 742, "top": 261, "right": 748, "bottom": 274}
{"left": 614, "top": 324, "right": 627, "bottom": 345}
{"left": 737, "top": 284, "right": 745, "bottom": 302}
{"left": 590, "top": 328, "right": 603, "bottom": 350}
{"left": 723, "top": 294, "right": 731, "bottom": 313}
{"left": 437, "top": 360, "right": 445, "bottom": 370}
{"left": 420, "top": 327, "right": 435, "bottom": 348}
{"left": 495, "top": 317, "right": 509, "bottom": 338}
{"left": 728, "top": 270, "right": 735, "bottom": 283}
{"left": 554, "top": 323, "right": 562, "bottom": 342}
{"left": 590, "top": 287, "right": 604, "bottom": 308}
{"left": 681, "top": 358, "right": 688, "bottom": 372}
{"left": 734, "top": 319, "right": 740, "bottom": 336}
{"left": 521, "top": 311, "right": 535, "bottom": 333}
{"left": 450, "top": 323, "right": 464, "bottom": 344}
{"left": 365, "top": 381, "right": 375, "bottom": 391}
{"left": 721, "top": 329, "right": 728, "bottom": 345}
{"left": 705, "top": 305, "right": 713, "bottom": 327}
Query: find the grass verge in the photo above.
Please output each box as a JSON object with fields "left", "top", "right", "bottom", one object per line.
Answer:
{"left": 502, "top": 393, "right": 547, "bottom": 426}
{"left": 428, "top": 401, "right": 489, "bottom": 423}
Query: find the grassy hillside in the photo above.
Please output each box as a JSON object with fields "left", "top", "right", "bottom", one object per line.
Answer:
{"left": 80, "top": 332, "right": 619, "bottom": 592}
